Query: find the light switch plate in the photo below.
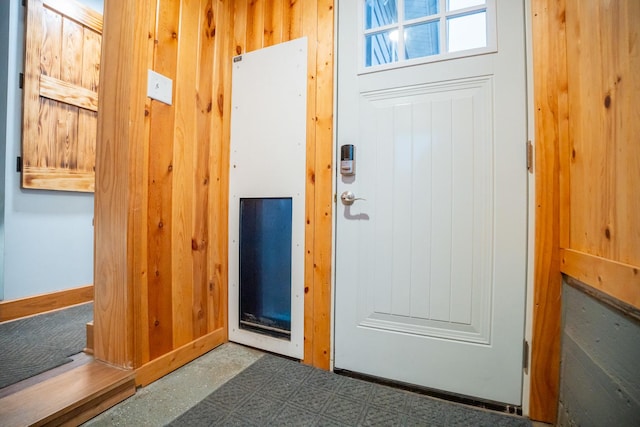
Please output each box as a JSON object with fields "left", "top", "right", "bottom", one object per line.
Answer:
{"left": 147, "top": 70, "right": 173, "bottom": 105}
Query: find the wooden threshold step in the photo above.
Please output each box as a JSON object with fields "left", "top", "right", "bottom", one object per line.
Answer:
{"left": 0, "top": 360, "right": 135, "bottom": 427}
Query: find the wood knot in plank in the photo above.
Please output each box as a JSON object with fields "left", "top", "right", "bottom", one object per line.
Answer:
{"left": 206, "top": 7, "right": 214, "bottom": 28}
{"left": 218, "top": 94, "right": 224, "bottom": 115}
{"left": 604, "top": 94, "right": 611, "bottom": 109}
{"left": 191, "top": 238, "right": 206, "bottom": 251}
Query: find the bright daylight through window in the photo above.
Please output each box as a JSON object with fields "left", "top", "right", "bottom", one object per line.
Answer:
{"left": 364, "top": 0, "right": 492, "bottom": 68}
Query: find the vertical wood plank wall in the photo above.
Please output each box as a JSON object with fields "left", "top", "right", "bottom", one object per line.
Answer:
{"left": 95, "top": 0, "right": 333, "bottom": 381}
{"left": 22, "top": 0, "right": 102, "bottom": 192}
{"left": 560, "top": 0, "right": 640, "bottom": 307}
{"left": 531, "top": 0, "right": 640, "bottom": 422}
{"left": 231, "top": 0, "right": 334, "bottom": 369}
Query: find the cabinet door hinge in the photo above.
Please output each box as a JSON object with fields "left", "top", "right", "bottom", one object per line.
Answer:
{"left": 527, "top": 140, "right": 533, "bottom": 174}
{"left": 19, "top": 73, "right": 24, "bottom": 89}
{"left": 523, "top": 339, "right": 530, "bottom": 372}
{"left": 16, "top": 156, "right": 22, "bottom": 173}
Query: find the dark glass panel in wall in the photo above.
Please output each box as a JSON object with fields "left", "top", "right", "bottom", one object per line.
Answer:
{"left": 239, "top": 198, "right": 292, "bottom": 339}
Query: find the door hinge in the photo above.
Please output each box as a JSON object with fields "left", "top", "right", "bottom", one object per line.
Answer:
{"left": 526, "top": 140, "right": 533, "bottom": 174}
{"left": 334, "top": 193, "right": 337, "bottom": 203}
{"left": 523, "top": 339, "right": 529, "bottom": 372}
{"left": 19, "top": 73, "right": 24, "bottom": 89}
{"left": 16, "top": 156, "right": 22, "bottom": 173}
{"left": 22, "top": 0, "right": 26, "bottom": 7}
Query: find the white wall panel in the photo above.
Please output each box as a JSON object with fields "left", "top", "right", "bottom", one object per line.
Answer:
{"left": 228, "top": 38, "right": 307, "bottom": 359}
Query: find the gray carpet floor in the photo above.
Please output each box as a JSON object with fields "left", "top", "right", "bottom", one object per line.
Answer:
{"left": 169, "top": 353, "right": 532, "bottom": 427}
{"left": 0, "top": 302, "right": 92, "bottom": 389}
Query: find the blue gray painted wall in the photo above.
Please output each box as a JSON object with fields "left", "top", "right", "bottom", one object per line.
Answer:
{"left": 558, "top": 281, "right": 640, "bottom": 426}
{"left": 1, "top": 0, "right": 103, "bottom": 301}
{"left": 0, "top": 0, "right": 9, "bottom": 300}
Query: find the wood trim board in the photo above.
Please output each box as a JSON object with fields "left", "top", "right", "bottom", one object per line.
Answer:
{"left": 135, "top": 328, "right": 225, "bottom": 387}
{"left": 0, "top": 285, "right": 93, "bottom": 322}
{"left": 39, "top": 75, "right": 98, "bottom": 112}
{"left": 530, "top": 0, "right": 565, "bottom": 422}
{"left": 561, "top": 249, "right": 640, "bottom": 309}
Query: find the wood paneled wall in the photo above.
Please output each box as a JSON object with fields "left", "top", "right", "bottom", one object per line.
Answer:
{"left": 531, "top": 0, "right": 639, "bottom": 422}
{"left": 22, "top": 0, "right": 102, "bottom": 192}
{"left": 95, "top": 0, "right": 333, "bottom": 381}
{"left": 95, "top": 0, "right": 231, "bottom": 378}
{"left": 231, "top": 0, "right": 334, "bottom": 369}
{"left": 560, "top": 0, "right": 640, "bottom": 307}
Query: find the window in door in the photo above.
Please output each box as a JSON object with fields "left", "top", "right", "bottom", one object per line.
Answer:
{"left": 362, "top": 0, "right": 496, "bottom": 70}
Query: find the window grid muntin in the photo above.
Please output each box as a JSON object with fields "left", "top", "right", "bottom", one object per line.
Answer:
{"left": 362, "top": 0, "right": 494, "bottom": 70}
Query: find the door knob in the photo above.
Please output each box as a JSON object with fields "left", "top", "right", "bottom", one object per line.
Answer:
{"left": 340, "top": 190, "right": 366, "bottom": 206}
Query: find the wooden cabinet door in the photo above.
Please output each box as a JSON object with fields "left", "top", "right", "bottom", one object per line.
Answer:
{"left": 22, "top": 0, "right": 102, "bottom": 192}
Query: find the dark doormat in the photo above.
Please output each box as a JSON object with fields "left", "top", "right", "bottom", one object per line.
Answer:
{"left": 169, "top": 353, "right": 532, "bottom": 426}
{"left": 0, "top": 302, "right": 93, "bottom": 389}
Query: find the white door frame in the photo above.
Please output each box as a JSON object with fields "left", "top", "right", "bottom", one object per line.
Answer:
{"left": 329, "top": 0, "right": 536, "bottom": 416}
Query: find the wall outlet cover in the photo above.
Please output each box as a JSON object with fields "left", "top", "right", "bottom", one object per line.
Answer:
{"left": 147, "top": 69, "right": 173, "bottom": 105}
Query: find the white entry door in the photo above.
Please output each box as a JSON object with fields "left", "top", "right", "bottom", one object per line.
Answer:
{"left": 334, "top": 0, "right": 528, "bottom": 405}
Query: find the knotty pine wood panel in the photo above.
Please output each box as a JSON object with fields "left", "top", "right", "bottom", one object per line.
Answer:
{"left": 22, "top": 0, "right": 101, "bottom": 192}
{"left": 78, "top": 26, "right": 101, "bottom": 173}
{"left": 232, "top": 0, "right": 248, "bottom": 56}
{"left": 133, "top": 0, "right": 159, "bottom": 369}
{"left": 141, "top": 0, "right": 231, "bottom": 365}
{"left": 96, "top": 0, "right": 328, "bottom": 378}
{"left": 58, "top": 15, "right": 82, "bottom": 175}
{"left": 95, "top": 0, "right": 154, "bottom": 367}
{"left": 312, "top": 0, "right": 334, "bottom": 370}
{"left": 171, "top": 0, "right": 199, "bottom": 350}
{"left": 247, "top": 0, "right": 264, "bottom": 52}
{"left": 531, "top": 0, "right": 640, "bottom": 421}
{"left": 565, "top": 0, "right": 640, "bottom": 268}
{"left": 300, "top": 0, "right": 319, "bottom": 370}
{"left": 210, "top": 0, "right": 233, "bottom": 336}
{"left": 39, "top": 6, "right": 62, "bottom": 168}
{"left": 531, "top": 0, "right": 566, "bottom": 422}
{"left": 263, "top": 0, "right": 284, "bottom": 47}
{"left": 233, "top": 0, "right": 333, "bottom": 369}
{"left": 192, "top": 0, "right": 216, "bottom": 340}
{"left": 147, "top": 0, "right": 180, "bottom": 360}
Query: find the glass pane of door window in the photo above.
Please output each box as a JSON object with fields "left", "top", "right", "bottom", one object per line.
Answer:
{"left": 405, "top": 21, "right": 440, "bottom": 59}
{"left": 447, "top": 11, "right": 486, "bottom": 52}
{"left": 447, "top": 0, "right": 485, "bottom": 11}
{"left": 365, "top": 31, "right": 399, "bottom": 67}
{"left": 362, "top": 0, "right": 492, "bottom": 69}
{"left": 365, "top": 0, "right": 398, "bottom": 29}
{"left": 404, "top": 0, "right": 439, "bottom": 21}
